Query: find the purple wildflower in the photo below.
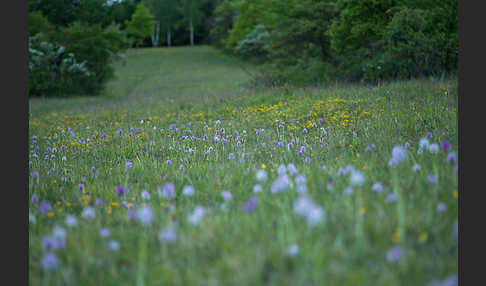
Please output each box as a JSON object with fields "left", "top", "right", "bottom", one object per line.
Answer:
{"left": 391, "top": 146, "right": 408, "bottom": 163}
{"left": 428, "top": 174, "right": 438, "bottom": 184}
{"left": 243, "top": 196, "right": 258, "bottom": 213}
{"left": 386, "top": 193, "right": 397, "bottom": 203}
{"left": 141, "top": 190, "right": 151, "bottom": 200}
{"left": 404, "top": 142, "right": 410, "bottom": 148}
{"left": 128, "top": 209, "right": 136, "bottom": 220}
{"left": 337, "top": 168, "right": 347, "bottom": 176}
{"left": 372, "top": 182, "right": 383, "bottom": 192}
{"left": 116, "top": 185, "right": 127, "bottom": 196}
{"left": 95, "top": 197, "right": 103, "bottom": 205}
{"left": 253, "top": 184, "right": 263, "bottom": 193}
{"left": 78, "top": 184, "right": 85, "bottom": 191}
{"left": 31, "top": 194, "right": 39, "bottom": 202}
{"left": 100, "top": 228, "right": 111, "bottom": 238}
{"left": 228, "top": 153, "right": 235, "bottom": 159}
{"left": 344, "top": 186, "right": 354, "bottom": 196}
{"left": 447, "top": 152, "right": 457, "bottom": 163}
{"left": 426, "top": 132, "right": 433, "bottom": 138}
{"left": 42, "top": 236, "right": 61, "bottom": 251}
{"left": 125, "top": 161, "right": 133, "bottom": 170}
{"left": 412, "top": 164, "right": 421, "bottom": 172}
{"left": 182, "top": 185, "right": 195, "bottom": 196}
{"left": 271, "top": 175, "right": 290, "bottom": 193}
{"left": 350, "top": 170, "right": 365, "bottom": 186}
{"left": 65, "top": 215, "right": 77, "bottom": 227}
{"left": 365, "top": 145, "right": 372, "bottom": 152}
{"left": 221, "top": 191, "right": 232, "bottom": 201}
{"left": 286, "top": 244, "right": 299, "bottom": 257}
{"left": 437, "top": 202, "right": 447, "bottom": 212}
{"left": 41, "top": 252, "right": 58, "bottom": 270}
{"left": 159, "top": 182, "right": 175, "bottom": 199}
{"left": 159, "top": 226, "right": 177, "bottom": 244}
{"left": 136, "top": 206, "right": 153, "bottom": 226}
{"left": 386, "top": 245, "right": 405, "bottom": 262}
{"left": 108, "top": 240, "right": 120, "bottom": 251}
{"left": 277, "top": 164, "right": 287, "bottom": 176}
{"left": 82, "top": 206, "right": 95, "bottom": 220}
{"left": 428, "top": 143, "right": 439, "bottom": 153}
{"left": 179, "top": 164, "right": 184, "bottom": 170}
{"left": 287, "top": 163, "right": 297, "bottom": 176}
{"left": 293, "top": 195, "right": 325, "bottom": 226}
{"left": 166, "top": 159, "right": 172, "bottom": 165}
{"left": 441, "top": 140, "right": 451, "bottom": 152}
{"left": 40, "top": 200, "right": 51, "bottom": 215}
{"left": 419, "top": 138, "right": 430, "bottom": 149}
{"left": 187, "top": 206, "right": 207, "bottom": 225}
{"left": 256, "top": 169, "right": 267, "bottom": 182}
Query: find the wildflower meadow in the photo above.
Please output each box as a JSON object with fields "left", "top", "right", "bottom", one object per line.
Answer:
{"left": 29, "top": 47, "right": 458, "bottom": 285}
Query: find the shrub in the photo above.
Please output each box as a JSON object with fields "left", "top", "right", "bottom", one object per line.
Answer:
{"left": 29, "top": 11, "right": 56, "bottom": 39}
{"left": 234, "top": 24, "right": 269, "bottom": 58}
{"left": 60, "top": 21, "right": 127, "bottom": 95}
{"left": 29, "top": 34, "right": 93, "bottom": 97}
{"left": 29, "top": 22, "right": 127, "bottom": 97}
{"left": 125, "top": 2, "right": 155, "bottom": 47}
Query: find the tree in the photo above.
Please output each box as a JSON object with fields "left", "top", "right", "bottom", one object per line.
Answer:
{"left": 147, "top": 0, "right": 180, "bottom": 47}
{"left": 29, "top": 0, "right": 81, "bottom": 27}
{"left": 125, "top": 2, "right": 156, "bottom": 47}
{"left": 179, "top": 0, "right": 205, "bottom": 46}
{"left": 208, "top": 0, "right": 237, "bottom": 49}
{"left": 29, "top": 11, "right": 56, "bottom": 39}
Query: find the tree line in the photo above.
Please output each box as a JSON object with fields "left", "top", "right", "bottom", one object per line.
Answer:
{"left": 28, "top": 0, "right": 457, "bottom": 97}
{"left": 211, "top": 0, "right": 457, "bottom": 84}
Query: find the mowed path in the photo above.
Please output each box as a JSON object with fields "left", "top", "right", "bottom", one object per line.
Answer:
{"left": 29, "top": 46, "right": 255, "bottom": 117}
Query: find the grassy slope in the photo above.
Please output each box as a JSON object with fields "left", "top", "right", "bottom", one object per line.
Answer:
{"left": 29, "top": 46, "right": 458, "bottom": 286}
{"left": 29, "top": 46, "right": 255, "bottom": 117}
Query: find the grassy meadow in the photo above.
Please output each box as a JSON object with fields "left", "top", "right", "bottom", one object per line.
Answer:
{"left": 29, "top": 46, "right": 458, "bottom": 286}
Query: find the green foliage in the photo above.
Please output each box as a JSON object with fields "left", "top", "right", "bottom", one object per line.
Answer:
{"left": 262, "top": 0, "right": 337, "bottom": 84}
{"left": 210, "top": 0, "right": 457, "bottom": 84}
{"left": 29, "top": 0, "right": 80, "bottom": 27}
{"left": 107, "top": 0, "right": 139, "bottom": 30}
{"left": 29, "top": 34, "right": 94, "bottom": 97}
{"left": 208, "top": 0, "right": 237, "bottom": 49}
{"left": 28, "top": 21, "right": 128, "bottom": 97}
{"left": 234, "top": 24, "right": 269, "bottom": 58}
{"left": 126, "top": 2, "right": 156, "bottom": 47}
{"left": 77, "top": 0, "right": 110, "bottom": 27}
{"left": 224, "top": 0, "right": 273, "bottom": 50}
{"left": 28, "top": 11, "right": 56, "bottom": 39}
{"left": 60, "top": 22, "right": 128, "bottom": 95}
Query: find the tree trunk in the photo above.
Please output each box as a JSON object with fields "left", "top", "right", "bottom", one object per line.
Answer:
{"left": 189, "top": 18, "right": 194, "bottom": 46}
{"left": 167, "top": 27, "right": 172, "bottom": 47}
{"left": 151, "top": 21, "right": 160, "bottom": 47}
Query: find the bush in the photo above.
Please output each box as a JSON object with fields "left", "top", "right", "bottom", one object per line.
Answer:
{"left": 29, "top": 22, "right": 127, "bottom": 97}
{"left": 29, "top": 11, "right": 56, "bottom": 39}
{"left": 29, "top": 34, "right": 94, "bottom": 97}
{"left": 362, "top": 6, "right": 458, "bottom": 83}
{"left": 60, "top": 21, "right": 127, "bottom": 95}
{"left": 234, "top": 24, "right": 269, "bottom": 58}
